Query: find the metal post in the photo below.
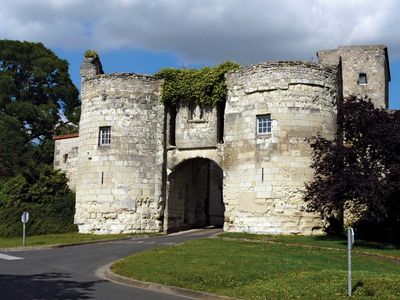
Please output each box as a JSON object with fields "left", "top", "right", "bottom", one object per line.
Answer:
{"left": 348, "top": 228, "right": 352, "bottom": 297}
{"left": 23, "top": 223, "right": 26, "bottom": 246}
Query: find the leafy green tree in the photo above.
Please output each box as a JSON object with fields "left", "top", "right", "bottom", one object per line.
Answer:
{"left": 0, "top": 40, "right": 80, "bottom": 143}
{"left": 0, "top": 40, "right": 80, "bottom": 177}
{"left": 0, "top": 40, "right": 79, "bottom": 236}
{"left": 0, "top": 112, "right": 29, "bottom": 177}
{"left": 304, "top": 97, "right": 400, "bottom": 239}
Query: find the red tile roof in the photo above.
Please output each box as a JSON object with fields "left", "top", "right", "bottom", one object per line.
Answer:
{"left": 53, "top": 133, "right": 79, "bottom": 140}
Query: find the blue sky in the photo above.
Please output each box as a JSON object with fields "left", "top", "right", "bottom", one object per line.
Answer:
{"left": 1, "top": 0, "right": 400, "bottom": 108}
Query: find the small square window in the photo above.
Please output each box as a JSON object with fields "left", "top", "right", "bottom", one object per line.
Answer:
{"left": 257, "top": 115, "right": 272, "bottom": 135}
{"left": 99, "top": 126, "right": 111, "bottom": 145}
{"left": 358, "top": 73, "right": 367, "bottom": 85}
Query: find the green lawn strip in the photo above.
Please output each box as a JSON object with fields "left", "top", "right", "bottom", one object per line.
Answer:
{"left": 218, "top": 232, "right": 400, "bottom": 258}
{"left": 0, "top": 232, "right": 153, "bottom": 248}
{"left": 112, "top": 238, "right": 400, "bottom": 299}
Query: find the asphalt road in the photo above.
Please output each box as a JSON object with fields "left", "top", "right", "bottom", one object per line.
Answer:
{"left": 0, "top": 228, "right": 222, "bottom": 300}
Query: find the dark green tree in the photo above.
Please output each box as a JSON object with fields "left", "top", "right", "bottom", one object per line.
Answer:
{"left": 0, "top": 40, "right": 79, "bottom": 236}
{"left": 0, "top": 40, "right": 80, "bottom": 143}
{"left": 304, "top": 97, "right": 400, "bottom": 240}
{"left": 0, "top": 40, "right": 80, "bottom": 177}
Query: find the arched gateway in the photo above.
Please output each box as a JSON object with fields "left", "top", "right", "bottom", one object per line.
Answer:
{"left": 54, "top": 45, "right": 390, "bottom": 235}
{"left": 165, "top": 158, "right": 225, "bottom": 232}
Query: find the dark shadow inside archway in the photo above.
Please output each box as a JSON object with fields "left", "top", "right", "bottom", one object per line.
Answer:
{"left": 166, "top": 158, "right": 225, "bottom": 233}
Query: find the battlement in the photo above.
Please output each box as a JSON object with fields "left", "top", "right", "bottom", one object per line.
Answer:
{"left": 228, "top": 60, "right": 337, "bottom": 74}
{"left": 227, "top": 61, "right": 338, "bottom": 93}
{"left": 83, "top": 72, "right": 160, "bottom": 82}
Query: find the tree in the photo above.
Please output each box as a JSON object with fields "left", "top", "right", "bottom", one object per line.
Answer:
{"left": 304, "top": 97, "right": 400, "bottom": 238}
{"left": 0, "top": 40, "right": 80, "bottom": 177}
{"left": 0, "top": 40, "right": 80, "bottom": 144}
{"left": 0, "top": 40, "right": 80, "bottom": 236}
{"left": 0, "top": 112, "right": 29, "bottom": 177}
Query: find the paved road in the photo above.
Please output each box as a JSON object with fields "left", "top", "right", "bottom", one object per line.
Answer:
{"left": 0, "top": 228, "right": 221, "bottom": 300}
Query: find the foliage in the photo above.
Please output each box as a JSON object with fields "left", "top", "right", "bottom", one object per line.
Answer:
{"left": 304, "top": 96, "right": 400, "bottom": 238}
{"left": 84, "top": 49, "right": 99, "bottom": 59}
{"left": 0, "top": 40, "right": 80, "bottom": 141}
{"left": 113, "top": 237, "right": 400, "bottom": 299}
{"left": 0, "top": 112, "right": 30, "bottom": 177}
{"left": 0, "top": 167, "right": 77, "bottom": 237}
{"left": 155, "top": 61, "right": 240, "bottom": 106}
{"left": 0, "top": 40, "right": 80, "bottom": 236}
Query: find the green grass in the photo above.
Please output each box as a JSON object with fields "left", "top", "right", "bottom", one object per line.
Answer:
{"left": 219, "top": 232, "right": 400, "bottom": 258}
{"left": 112, "top": 236, "right": 400, "bottom": 299}
{"left": 0, "top": 232, "right": 150, "bottom": 248}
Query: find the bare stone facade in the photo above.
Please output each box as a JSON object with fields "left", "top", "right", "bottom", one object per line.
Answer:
{"left": 75, "top": 63, "right": 164, "bottom": 233}
{"left": 53, "top": 133, "right": 79, "bottom": 190}
{"left": 223, "top": 62, "right": 339, "bottom": 234}
{"left": 55, "top": 45, "right": 390, "bottom": 235}
{"left": 318, "top": 45, "right": 390, "bottom": 108}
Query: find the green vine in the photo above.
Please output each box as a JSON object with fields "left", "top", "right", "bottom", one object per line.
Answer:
{"left": 155, "top": 61, "right": 240, "bottom": 106}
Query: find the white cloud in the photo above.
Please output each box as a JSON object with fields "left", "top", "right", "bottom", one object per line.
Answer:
{"left": 0, "top": 0, "right": 399, "bottom": 64}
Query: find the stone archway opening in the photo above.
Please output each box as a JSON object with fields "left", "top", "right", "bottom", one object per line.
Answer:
{"left": 166, "top": 158, "right": 225, "bottom": 232}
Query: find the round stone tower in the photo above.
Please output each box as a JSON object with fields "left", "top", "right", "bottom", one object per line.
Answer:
{"left": 75, "top": 56, "right": 165, "bottom": 233}
{"left": 223, "top": 61, "right": 339, "bottom": 234}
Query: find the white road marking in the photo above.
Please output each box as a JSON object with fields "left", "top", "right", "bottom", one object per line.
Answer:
{"left": 0, "top": 253, "right": 23, "bottom": 260}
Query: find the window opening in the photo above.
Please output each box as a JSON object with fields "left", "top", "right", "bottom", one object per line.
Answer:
{"left": 358, "top": 73, "right": 367, "bottom": 85}
{"left": 99, "top": 126, "right": 111, "bottom": 145}
{"left": 257, "top": 114, "right": 272, "bottom": 134}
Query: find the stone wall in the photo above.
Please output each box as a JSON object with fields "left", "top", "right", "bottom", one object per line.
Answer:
{"left": 318, "top": 45, "right": 389, "bottom": 108}
{"left": 53, "top": 134, "right": 79, "bottom": 190}
{"left": 75, "top": 58, "right": 164, "bottom": 234}
{"left": 223, "top": 61, "right": 339, "bottom": 234}
{"left": 174, "top": 104, "right": 219, "bottom": 149}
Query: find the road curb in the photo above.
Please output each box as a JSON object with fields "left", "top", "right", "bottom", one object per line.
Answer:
{"left": 100, "top": 262, "right": 237, "bottom": 300}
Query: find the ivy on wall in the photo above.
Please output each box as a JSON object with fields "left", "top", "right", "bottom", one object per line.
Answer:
{"left": 155, "top": 61, "right": 240, "bottom": 107}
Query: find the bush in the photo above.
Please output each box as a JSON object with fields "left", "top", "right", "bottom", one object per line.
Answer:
{"left": 0, "top": 192, "right": 77, "bottom": 238}
{"left": 0, "top": 168, "right": 78, "bottom": 237}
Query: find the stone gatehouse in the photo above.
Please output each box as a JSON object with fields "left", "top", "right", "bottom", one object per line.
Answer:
{"left": 53, "top": 45, "right": 390, "bottom": 235}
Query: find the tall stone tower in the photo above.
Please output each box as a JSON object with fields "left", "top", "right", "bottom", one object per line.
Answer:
{"left": 317, "top": 45, "right": 390, "bottom": 108}
{"left": 223, "top": 62, "right": 339, "bottom": 234}
{"left": 75, "top": 55, "right": 165, "bottom": 233}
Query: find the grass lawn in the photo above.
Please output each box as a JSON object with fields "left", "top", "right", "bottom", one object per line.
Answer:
{"left": 219, "top": 232, "right": 400, "bottom": 258}
{"left": 0, "top": 232, "right": 149, "bottom": 248}
{"left": 112, "top": 235, "right": 400, "bottom": 299}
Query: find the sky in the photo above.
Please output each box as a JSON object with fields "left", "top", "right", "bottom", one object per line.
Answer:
{"left": 1, "top": 0, "right": 400, "bottom": 108}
